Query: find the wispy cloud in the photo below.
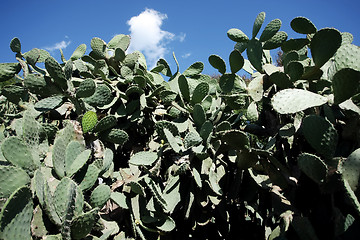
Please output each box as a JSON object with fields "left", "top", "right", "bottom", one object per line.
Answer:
{"left": 178, "top": 33, "right": 186, "bottom": 42}
{"left": 44, "top": 40, "right": 71, "bottom": 52}
{"left": 127, "top": 8, "right": 176, "bottom": 68}
{"left": 182, "top": 52, "right": 191, "bottom": 59}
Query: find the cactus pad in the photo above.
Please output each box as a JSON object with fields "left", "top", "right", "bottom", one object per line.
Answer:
{"left": 298, "top": 153, "right": 327, "bottom": 184}
{"left": 129, "top": 151, "right": 158, "bottom": 166}
{"left": 90, "top": 184, "right": 111, "bottom": 208}
{"left": 341, "top": 148, "right": 360, "bottom": 191}
{"left": 290, "top": 17, "right": 317, "bottom": 34}
{"left": 71, "top": 208, "right": 99, "bottom": 239}
{"left": 227, "top": 29, "right": 249, "bottom": 43}
{"left": 259, "top": 19, "right": 282, "bottom": 42}
{"left": 84, "top": 84, "right": 113, "bottom": 107}
{"left": 209, "top": 55, "right": 226, "bottom": 74}
{"left": 100, "top": 128, "right": 128, "bottom": 145}
{"left": 334, "top": 43, "right": 360, "bottom": 72}
{"left": 0, "top": 63, "right": 21, "bottom": 82}
{"left": 10, "top": 37, "right": 21, "bottom": 53}
{"left": 332, "top": 68, "right": 360, "bottom": 104}
{"left": 252, "top": 12, "right": 266, "bottom": 38}
{"left": 0, "top": 166, "right": 30, "bottom": 199}
{"left": 229, "top": 50, "right": 244, "bottom": 74}
{"left": 45, "top": 57, "right": 67, "bottom": 89}
{"left": 76, "top": 78, "right": 96, "bottom": 98}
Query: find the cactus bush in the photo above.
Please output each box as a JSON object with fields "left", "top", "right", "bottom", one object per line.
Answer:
{"left": 0, "top": 12, "right": 360, "bottom": 239}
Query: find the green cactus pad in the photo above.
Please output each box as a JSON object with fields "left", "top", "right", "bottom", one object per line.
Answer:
{"left": 219, "top": 73, "right": 236, "bottom": 93}
{"left": 247, "top": 38, "right": 263, "bottom": 73}
{"left": 302, "top": 115, "right": 338, "bottom": 160}
{"left": 84, "top": 84, "right": 113, "bottom": 107}
{"left": 221, "top": 130, "right": 249, "bottom": 150}
{"left": 76, "top": 78, "right": 96, "bottom": 98}
{"left": 10, "top": 37, "right": 21, "bottom": 53}
{"left": 310, "top": 28, "right": 342, "bottom": 68}
{"left": 155, "top": 120, "right": 179, "bottom": 138}
{"left": 298, "top": 153, "right": 327, "bottom": 184}
{"left": 269, "top": 71, "right": 293, "bottom": 89}
{"left": 227, "top": 28, "right": 249, "bottom": 43}
{"left": 79, "top": 163, "right": 100, "bottom": 191}
{"left": 263, "top": 31, "right": 288, "bottom": 50}
{"left": 54, "top": 177, "right": 83, "bottom": 220}
{"left": 45, "top": 56, "right": 68, "bottom": 89}
{"left": 129, "top": 151, "right": 158, "bottom": 166}
{"left": 334, "top": 44, "right": 360, "bottom": 72}
{"left": 164, "top": 128, "right": 181, "bottom": 153}
{"left": 252, "top": 12, "right": 266, "bottom": 38}
{"left": 24, "top": 74, "right": 61, "bottom": 97}
{"left": 184, "top": 131, "right": 203, "bottom": 149}
{"left": 1, "top": 136, "right": 37, "bottom": 171}
{"left": 0, "top": 63, "right": 21, "bottom": 82}
{"left": 100, "top": 128, "right": 128, "bottom": 145}
{"left": 281, "top": 38, "right": 309, "bottom": 52}
{"left": 259, "top": 19, "right": 282, "bottom": 42}
{"left": 82, "top": 111, "right": 98, "bottom": 134}
{"left": 229, "top": 50, "right": 244, "bottom": 74}
{"left": 71, "top": 208, "right": 99, "bottom": 239}
{"left": 286, "top": 61, "right": 304, "bottom": 81}
{"left": 341, "top": 148, "right": 360, "bottom": 191}
{"left": 0, "top": 186, "right": 33, "bottom": 240}
{"left": 183, "top": 62, "right": 204, "bottom": 76}
{"left": 247, "top": 74, "right": 264, "bottom": 102}
{"left": 332, "top": 68, "right": 360, "bottom": 104}
{"left": 208, "top": 55, "right": 226, "bottom": 74}
{"left": 290, "top": 17, "right": 317, "bottom": 34}
{"left": 66, "top": 149, "right": 91, "bottom": 178}
{"left": 200, "top": 120, "right": 213, "bottom": 141}
{"left": 90, "top": 184, "right": 111, "bottom": 208}
{"left": 191, "top": 82, "right": 209, "bottom": 104}
{"left": 178, "top": 75, "right": 190, "bottom": 102}
{"left": 34, "top": 95, "right": 64, "bottom": 112}
{"left": 271, "top": 89, "right": 328, "bottom": 114}
{"left": 90, "top": 37, "right": 106, "bottom": 59}
{"left": 1, "top": 85, "right": 26, "bottom": 104}
{"left": 155, "top": 215, "right": 176, "bottom": 232}
{"left": 193, "top": 104, "right": 206, "bottom": 128}
{"left": 24, "top": 48, "right": 40, "bottom": 66}
{"left": 93, "top": 115, "right": 117, "bottom": 133}
{"left": 0, "top": 166, "right": 30, "bottom": 199}
{"left": 70, "top": 44, "right": 87, "bottom": 61}
{"left": 341, "top": 32, "right": 354, "bottom": 45}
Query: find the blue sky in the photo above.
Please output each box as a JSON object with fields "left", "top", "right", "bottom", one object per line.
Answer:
{"left": 1, "top": 0, "right": 359, "bottom": 75}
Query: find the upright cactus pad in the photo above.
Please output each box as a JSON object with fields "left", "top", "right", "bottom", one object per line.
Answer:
{"left": 290, "top": 17, "right": 317, "bottom": 34}
{"left": 341, "top": 148, "right": 360, "bottom": 191}
{"left": 0, "top": 166, "right": 30, "bottom": 199}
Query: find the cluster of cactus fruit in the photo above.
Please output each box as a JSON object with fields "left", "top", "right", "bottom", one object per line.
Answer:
{"left": 0, "top": 11, "right": 360, "bottom": 239}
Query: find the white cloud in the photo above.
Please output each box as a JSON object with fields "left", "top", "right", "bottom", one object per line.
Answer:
{"left": 127, "top": 9, "right": 175, "bottom": 68}
{"left": 182, "top": 52, "right": 191, "bottom": 59}
{"left": 44, "top": 40, "right": 71, "bottom": 52}
{"left": 178, "top": 33, "right": 186, "bottom": 42}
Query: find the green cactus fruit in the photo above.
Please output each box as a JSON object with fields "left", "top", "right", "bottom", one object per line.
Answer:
{"left": 93, "top": 115, "right": 117, "bottom": 133}
{"left": 192, "top": 104, "right": 206, "bottom": 128}
{"left": 45, "top": 56, "right": 68, "bottom": 89}
{"left": 227, "top": 28, "right": 249, "bottom": 43}
{"left": 90, "top": 37, "right": 106, "bottom": 59}
{"left": 310, "top": 28, "right": 342, "bottom": 68}
{"left": 269, "top": 71, "right": 293, "bottom": 89}
{"left": 298, "top": 153, "right": 327, "bottom": 184}
{"left": 334, "top": 43, "right": 360, "bottom": 72}
{"left": 54, "top": 177, "right": 83, "bottom": 220}
{"left": 290, "top": 17, "right": 317, "bottom": 34}
{"left": 281, "top": 38, "right": 309, "bottom": 52}
{"left": 70, "top": 44, "right": 87, "bottom": 61}
{"left": 252, "top": 12, "right": 266, "bottom": 38}
{"left": 79, "top": 163, "right": 101, "bottom": 191}
{"left": 263, "top": 31, "right": 288, "bottom": 50}
{"left": 178, "top": 75, "right": 190, "bottom": 102}
{"left": 100, "top": 128, "right": 128, "bottom": 145}
{"left": 332, "top": 68, "right": 360, "bottom": 104}
{"left": 271, "top": 89, "right": 328, "bottom": 114}
{"left": 229, "top": 50, "right": 244, "bottom": 74}
{"left": 191, "top": 82, "right": 209, "bottom": 104}
{"left": 1, "top": 85, "right": 26, "bottom": 104}
{"left": 71, "top": 208, "right": 99, "bottom": 239}
{"left": 90, "top": 184, "right": 111, "bottom": 208}
{"left": 341, "top": 148, "right": 360, "bottom": 191}
{"left": 10, "top": 37, "right": 21, "bottom": 53}
{"left": 183, "top": 62, "right": 204, "bottom": 76}
{"left": 76, "top": 78, "right": 96, "bottom": 98}
{"left": 129, "top": 151, "right": 158, "bottom": 168}
{"left": 164, "top": 128, "right": 181, "bottom": 153}
{"left": 34, "top": 95, "right": 64, "bottom": 112}
{"left": 302, "top": 115, "right": 338, "bottom": 160}
{"left": 209, "top": 55, "right": 226, "bottom": 74}
{"left": 0, "top": 166, "right": 30, "bottom": 199}
{"left": 0, "top": 186, "right": 33, "bottom": 240}
{"left": 155, "top": 120, "right": 179, "bottom": 138}
{"left": 184, "top": 131, "right": 203, "bottom": 149}
{"left": 1, "top": 136, "right": 37, "bottom": 171}
{"left": 84, "top": 84, "right": 113, "bottom": 107}
{"left": 247, "top": 38, "right": 263, "bottom": 73}
{"left": 221, "top": 130, "right": 250, "bottom": 150}
{"left": 259, "top": 19, "right": 281, "bottom": 42}
{"left": 82, "top": 111, "right": 98, "bottom": 134}
{"left": 0, "top": 63, "right": 21, "bottom": 82}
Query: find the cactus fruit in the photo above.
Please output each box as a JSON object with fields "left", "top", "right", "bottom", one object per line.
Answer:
{"left": 0, "top": 186, "right": 33, "bottom": 240}
{"left": 82, "top": 111, "right": 98, "bottom": 134}
{"left": 209, "top": 55, "right": 226, "bottom": 74}
{"left": 290, "top": 17, "right": 317, "bottom": 34}
{"left": 271, "top": 89, "right": 328, "bottom": 114}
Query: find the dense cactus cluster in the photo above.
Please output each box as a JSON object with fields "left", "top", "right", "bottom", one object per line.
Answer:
{"left": 0, "top": 12, "right": 360, "bottom": 239}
